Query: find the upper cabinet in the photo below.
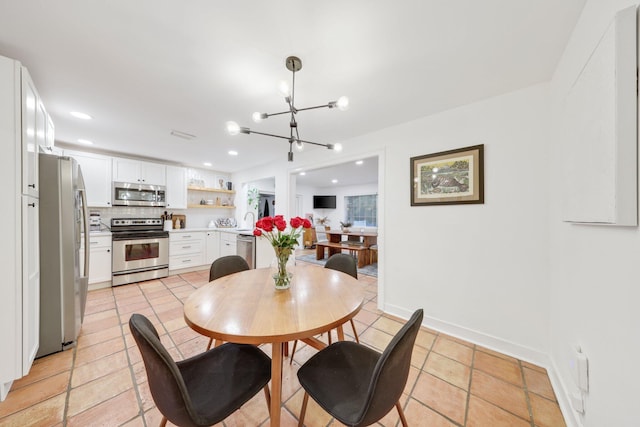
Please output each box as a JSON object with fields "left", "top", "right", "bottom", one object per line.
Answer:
{"left": 166, "top": 165, "right": 187, "bottom": 209}
{"left": 21, "top": 68, "right": 39, "bottom": 198}
{"left": 44, "top": 113, "right": 54, "bottom": 150}
{"left": 65, "top": 150, "right": 112, "bottom": 207}
{"left": 112, "top": 157, "right": 166, "bottom": 186}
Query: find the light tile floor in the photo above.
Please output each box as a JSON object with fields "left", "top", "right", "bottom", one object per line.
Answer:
{"left": 0, "top": 259, "right": 566, "bottom": 427}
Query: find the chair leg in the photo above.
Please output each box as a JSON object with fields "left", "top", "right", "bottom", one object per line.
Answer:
{"left": 289, "top": 340, "right": 298, "bottom": 364}
{"left": 298, "top": 392, "right": 310, "bottom": 427}
{"left": 396, "top": 401, "right": 408, "bottom": 427}
{"left": 159, "top": 416, "right": 168, "bottom": 427}
{"left": 349, "top": 319, "right": 360, "bottom": 344}
{"left": 327, "top": 329, "right": 332, "bottom": 345}
{"left": 263, "top": 385, "right": 271, "bottom": 415}
{"left": 206, "top": 337, "right": 213, "bottom": 350}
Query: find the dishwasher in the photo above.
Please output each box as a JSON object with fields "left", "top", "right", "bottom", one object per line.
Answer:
{"left": 236, "top": 234, "right": 256, "bottom": 268}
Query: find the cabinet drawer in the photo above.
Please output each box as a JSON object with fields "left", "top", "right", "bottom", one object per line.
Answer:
{"left": 170, "top": 239, "right": 204, "bottom": 256}
{"left": 169, "top": 253, "right": 204, "bottom": 270}
{"left": 81, "top": 235, "right": 112, "bottom": 249}
{"left": 171, "top": 232, "right": 205, "bottom": 242}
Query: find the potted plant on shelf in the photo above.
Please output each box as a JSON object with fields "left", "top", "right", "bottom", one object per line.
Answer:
{"left": 316, "top": 216, "right": 331, "bottom": 230}
{"left": 340, "top": 221, "right": 353, "bottom": 232}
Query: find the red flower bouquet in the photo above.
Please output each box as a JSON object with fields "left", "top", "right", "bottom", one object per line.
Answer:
{"left": 253, "top": 215, "right": 312, "bottom": 289}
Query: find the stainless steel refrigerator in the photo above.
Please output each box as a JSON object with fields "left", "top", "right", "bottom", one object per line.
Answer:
{"left": 37, "top": 153, "right": 90, "bottom": 358}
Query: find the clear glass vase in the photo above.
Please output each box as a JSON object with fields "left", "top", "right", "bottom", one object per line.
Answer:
{"left": 271, "top": 247, "right": 294, "bottom": 290}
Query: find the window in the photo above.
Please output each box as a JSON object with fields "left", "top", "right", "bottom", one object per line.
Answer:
{"left": 344, "top": 194, "right": 377, "bottom": 227}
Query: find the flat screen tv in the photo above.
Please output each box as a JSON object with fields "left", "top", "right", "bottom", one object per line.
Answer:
{"left": 313, "top": 195, "right": 336, "bottom": 209}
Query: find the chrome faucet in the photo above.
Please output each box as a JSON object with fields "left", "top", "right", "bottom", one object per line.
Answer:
{"left": 243, "top": 211, "right": 255, "bottom": 228}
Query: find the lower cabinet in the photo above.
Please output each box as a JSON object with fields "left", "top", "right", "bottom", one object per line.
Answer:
{"left": 205, "top": 230, "right": 220, "bottom": 265}
{"left": 169, "top": 231, "right": 205, "bottom": 271}
{"left": 80, "top": 234, "right": 112, "bottom": 286}
{"left": 219, "top": 231, "right": 237, "bottom": 257}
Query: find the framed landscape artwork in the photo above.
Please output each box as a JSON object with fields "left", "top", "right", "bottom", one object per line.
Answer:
{"left": 410, "top": 144, "right": 484, "bottom": 206}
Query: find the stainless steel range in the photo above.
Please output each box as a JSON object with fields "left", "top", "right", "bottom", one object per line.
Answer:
{"left": 111, "top": 218, "right": 169, "bottom": 286}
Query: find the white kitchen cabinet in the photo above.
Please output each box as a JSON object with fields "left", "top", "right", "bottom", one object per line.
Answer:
{"left": 66, "top": 150, "right": 112, "bottom": 207}
{"left": 255, "top": 235, "right": 274, "bottom": 269}
{"left": 113, "top": 157, "right": 166, "bottom": 186}
{"left": 45, "top": 113, "right": 54, "bottom": 150}
{"left": 169, "top": 231, "right": 205, "bottom": 271}
{"left": 80, "top": 234, "right": 112, "bottom": 286}
{"left": 21, "top": 68, "right": 38, "bottom": 198}
{"left": 166, "top": 165, "right": 187, "bottom": 209}
{"left": 22, "top": 196, "right": 39, "bottom": 374}
{"left": 219, "top": 231, "right": 237, "bottom": 257}
{"left": 205, "top": 230, "right": 220, "bottom": 265}
{"left": 0, "top": 55, "right": 41, "bottom": 400}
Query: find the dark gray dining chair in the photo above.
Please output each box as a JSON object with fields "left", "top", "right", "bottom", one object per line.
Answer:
{"left": 323, "top": 253, "right": 360, "bottom": 343}
{"left": 290, "top": 253, "right": 360, "bottom": 363}
{"left": 206, "top": 255, "right": 251, "bottom": 349}
{"left": 129, "top": 313, "right": 271, "bottom": 427}
{"left": 296, "top": 309, "right": 423, "bottom": 427}
{"left": 209, "top": 254, "right": 250, "bottom": 282}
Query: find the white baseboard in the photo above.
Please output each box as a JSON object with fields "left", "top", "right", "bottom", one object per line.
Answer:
{"left": 383, "top": 303, "right": 579, "bottom": 427}
{"left": 548, "top": 358, "right": 582, "bottom": 427}
{"left": 88, "top": 280, "right": 112, "bottom": 291}
{"left": 0, "top": 380, "right": 12, "bottom": 401}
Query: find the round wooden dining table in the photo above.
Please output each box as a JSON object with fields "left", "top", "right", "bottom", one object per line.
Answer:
{"left": 183, "top": 266, "right": 364, "bottom": 427}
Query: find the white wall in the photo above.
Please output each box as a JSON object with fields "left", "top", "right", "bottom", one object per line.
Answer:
{"left": 549, "top": 1, "right": 640, "bottom": 426}
{"left": 366, "top": 85, "right": 552, "bottom": 360}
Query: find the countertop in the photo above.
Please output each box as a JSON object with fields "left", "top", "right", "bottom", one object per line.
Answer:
{"left": 168, "top": 227, "right": 255, "bottom": 236}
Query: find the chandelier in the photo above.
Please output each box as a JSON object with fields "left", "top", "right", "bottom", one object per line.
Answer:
{"left": 226, "top": 55, "right": 349, "bottom": 162}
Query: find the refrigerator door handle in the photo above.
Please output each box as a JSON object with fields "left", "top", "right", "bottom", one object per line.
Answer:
{"left": 80, "top": 187, "right": 90, "bottom": 278}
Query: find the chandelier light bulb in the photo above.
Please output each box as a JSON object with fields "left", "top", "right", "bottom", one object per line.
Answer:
{"left": 226, "top": 121, "right": 240, "bottom": 136}
{"left": 296, "top": 140, "right": 304, "bottom": 151}
{"left": 336, "top": 96, "right": 349, "bottom": 111}
{"left": 333, "top": 143, "right": 343, "bottom": 152}
{"left": 252, "top": 112, "right": 265, "bottom": 123}
{"left": 278, "top": 81, "right": 290, "bottom": 97}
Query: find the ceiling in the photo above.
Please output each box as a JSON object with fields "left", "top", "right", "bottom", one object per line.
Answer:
{"left": 0, "top": 1, "right": 585, "bottom": 184}
{"left": 296, "top": 156, "right": 378, "bottom": 189}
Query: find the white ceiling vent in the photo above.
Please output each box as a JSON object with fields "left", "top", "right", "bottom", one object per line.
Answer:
{"left": 170, "top": 130, "right": 196, "bottom": 140}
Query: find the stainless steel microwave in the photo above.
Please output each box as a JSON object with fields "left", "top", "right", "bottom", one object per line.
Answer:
{"left": 112, "top": 182, "right": 166, "bottom": 207}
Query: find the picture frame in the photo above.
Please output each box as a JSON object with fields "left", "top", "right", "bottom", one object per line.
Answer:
{"left": 410, "top": 144, "right": 484, "bottom": 206}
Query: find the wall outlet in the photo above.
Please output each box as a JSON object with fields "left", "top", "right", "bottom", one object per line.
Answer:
{"left": 569, "top": 345, "right": 589, "bottom": 392}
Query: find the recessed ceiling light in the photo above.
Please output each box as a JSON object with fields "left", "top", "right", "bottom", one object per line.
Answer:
{"left": 203, "top": 162, "right": 212, "bottom": 167}
{"left": 70, "top": 111, "right": 92, "bottom": 120}
{"left": 77, "top": 139, "right": 93, "bottom": 145}
{"left": 355, "top": 160, "right": 364, "bottom": 165}
{"left": 331, "top": 179, "right": 338, "bottom": 184}
{"left": 299, "top": 171, "right": 306, "bottom": 176}
{"left": 228, "top": 150, "right": 238, "bottom": 156}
